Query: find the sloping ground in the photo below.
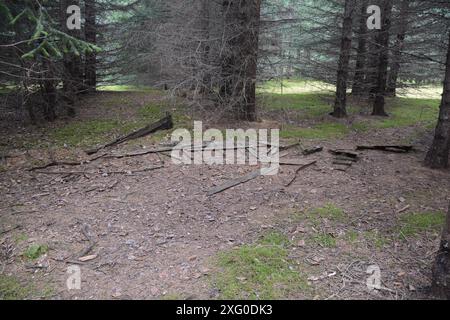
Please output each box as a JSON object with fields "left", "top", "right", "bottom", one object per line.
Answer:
{"left": 0, "top": 86, "right": 449, "bottom": 300}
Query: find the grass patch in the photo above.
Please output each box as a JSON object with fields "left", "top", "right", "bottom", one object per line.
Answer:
{"left": 214, "top": 232, "right": 308, "bottom": 300}
{"left": 311, "top": 233, "right": 337, "bottom": 248}
{"left": 399, "top": 211, "right": 445, "bottom": 237}
{"left": 259, "top": 79, "right": 334, "bottom": 95}
{"left": 138, "top": 103, "right": 166, "bottom": 121}
{"left": 259, "top": 80, "right": 440, "bottom": 133}
{"left": 50, "top": 120, "right": 122, "bottom": 147}
{"left": 14, "top": 234, "right": 28, "bottom": 244}
{"left": 24, "top": 244, "right": 48, "bottom": 260}
{"left": 281, "top": 123, "right": 349, "bottom": 140}
{"left": 374, "top": 98, "right": 439, "bottom": 129}
{"left": 260, "top": 93, "right": 333, "bottom": 118}
{"left": 363, "top": 231, "right": 390, "bottom": 249}
{"left": 0, "top": 275, "right": 32, "bottom": 300}
{"left": 345, "top": 230, "right": 359, "bottom": 244}
{"left": 98, "top": 85, "right": 161, "bottom": 93}
{"left": 309, "top": 203, "right": 346, "bottom": 221}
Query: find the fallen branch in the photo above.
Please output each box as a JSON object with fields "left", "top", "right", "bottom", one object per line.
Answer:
{"left": 85, "top": 114, "right": 173, "bottom": 155}
{"left": 356, "top": 145, "right": 414, "bottom": 153}
{"left": 208, "top": 169, "right": 262, "bottom": 196}
{"left": 104, "top": 147, "right": 175, "bottom": 159}
{"left": 78, "top": 224, "right": 96, "bottom": 258}
{"left": 280, "top": 142, "right": 301, "bottom": 151}
{"left": 27, "top": 154, "right": 107, "bottom": 172}
{"left": 280, "top": 159, "right": 317, "bottom": 166}
{"left": 285, "top": 161, "right": 317, "bottom": 187}
{"left": 329, "top": 149, "right": 359, "bottom": 159}
{"left": 302, "top": 146, "right": 323, "bottom": 156}
{"left": 33, "top": 165, "right": 164, "bottom": 176}
{"left": 0, "top": 225, "right": 22, "bottom": 235}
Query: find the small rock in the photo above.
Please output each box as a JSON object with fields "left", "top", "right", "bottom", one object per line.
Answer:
{"left": 297, "top": 240, "right": 306, "bottom": 247}
{"left": 188, "top": 255, "right": 198, "bottom": 262}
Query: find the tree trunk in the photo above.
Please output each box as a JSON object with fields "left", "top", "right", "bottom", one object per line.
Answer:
{"left": 372, "top": 0, "right": 393, "bottom": 117}
{"left": 351, "top": 0, "right": 368, "bottom": 96}
{"left": 41, "top": 61, "right": 57, "bottom": 122}
{"left": 84, "top": 0, "right": 97, "bottom": 93}
{"left": 332, "top": 0, "right": 355, "bottom": 118}
{"left": 425, "top": 33, "right": 450, "bottom": 169}
{"left": 386, "top": 0, "right": 409, "bottom": 97}
{"left": 432, "top": 203, "right": 450, "bottom": 299}
{"left": 60, "top": 0, "right": 82, "bottom": 116}
{"left": 221, "top": 0, "right": 261, "bottom": 122}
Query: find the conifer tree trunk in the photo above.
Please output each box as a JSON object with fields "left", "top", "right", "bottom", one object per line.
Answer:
{"left": 221, "top": 0, "right": 261, "bottom": 122}
{"left": 332, "top": 0, "right": 355, "bottom": 118}
{"left": 85, "top": 0, "right": 97, "bottom": 93}
{"left": 386, "top": 0, "right": 409, "bottom": 97}
{"left": 432, "top": 203, "right": 450, "bottom": 299}
{"left": 372, "top": 0, "right": 393, "bottom": 116}
{"left": 352, "top": 0, "right": 368, "bottom": 96}
{"left": 425, "top": 33, "right": 450, "bottom": 169}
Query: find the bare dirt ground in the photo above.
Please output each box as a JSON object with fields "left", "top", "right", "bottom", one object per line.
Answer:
{"left": 0, "top": 91, "right": 449, "bottom": 300}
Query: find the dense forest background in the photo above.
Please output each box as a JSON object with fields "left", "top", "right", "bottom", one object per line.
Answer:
{"left": 1, "top": 0, "right": 450, "bottom": 300}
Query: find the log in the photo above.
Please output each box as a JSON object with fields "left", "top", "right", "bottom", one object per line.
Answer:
{"left": 85, "top": 114, "right": 173, "bottom": 155}
{"left": 356, "top": 145, "right": 414, "bottom": 153}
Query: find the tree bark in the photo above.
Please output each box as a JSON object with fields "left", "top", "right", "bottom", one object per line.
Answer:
{"left": 386, "top": 0, "right": 409, "bottom": 97}
{"left": 425, "top": 33, "right": 450, "bottom": 169}
{"left": 351, "top": 0, "right": 368, "bottom": 96}
{"left": 220, "top": 0, "right": 261, "bottom": 122}
{"left": 332, "top": 0, "right": 355, "bottom": 118}
{"left": 41, "top": 60, "right": 57, "bottom": 122}
{"left": 372, "top": 0, "right": 393, "bottom": 117}
{"left": 432, "top": 203, "right": 450, "bottom": 299}
{"left": 60, "top": 0, "right": 82, "bottom": 116}
{"left": 84, "top": 0, "right": 97, "bottom": 93}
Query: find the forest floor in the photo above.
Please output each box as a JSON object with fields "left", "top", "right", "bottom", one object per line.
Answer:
{"left": 0, "top": 81, "right": 449, "bottom": 300}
